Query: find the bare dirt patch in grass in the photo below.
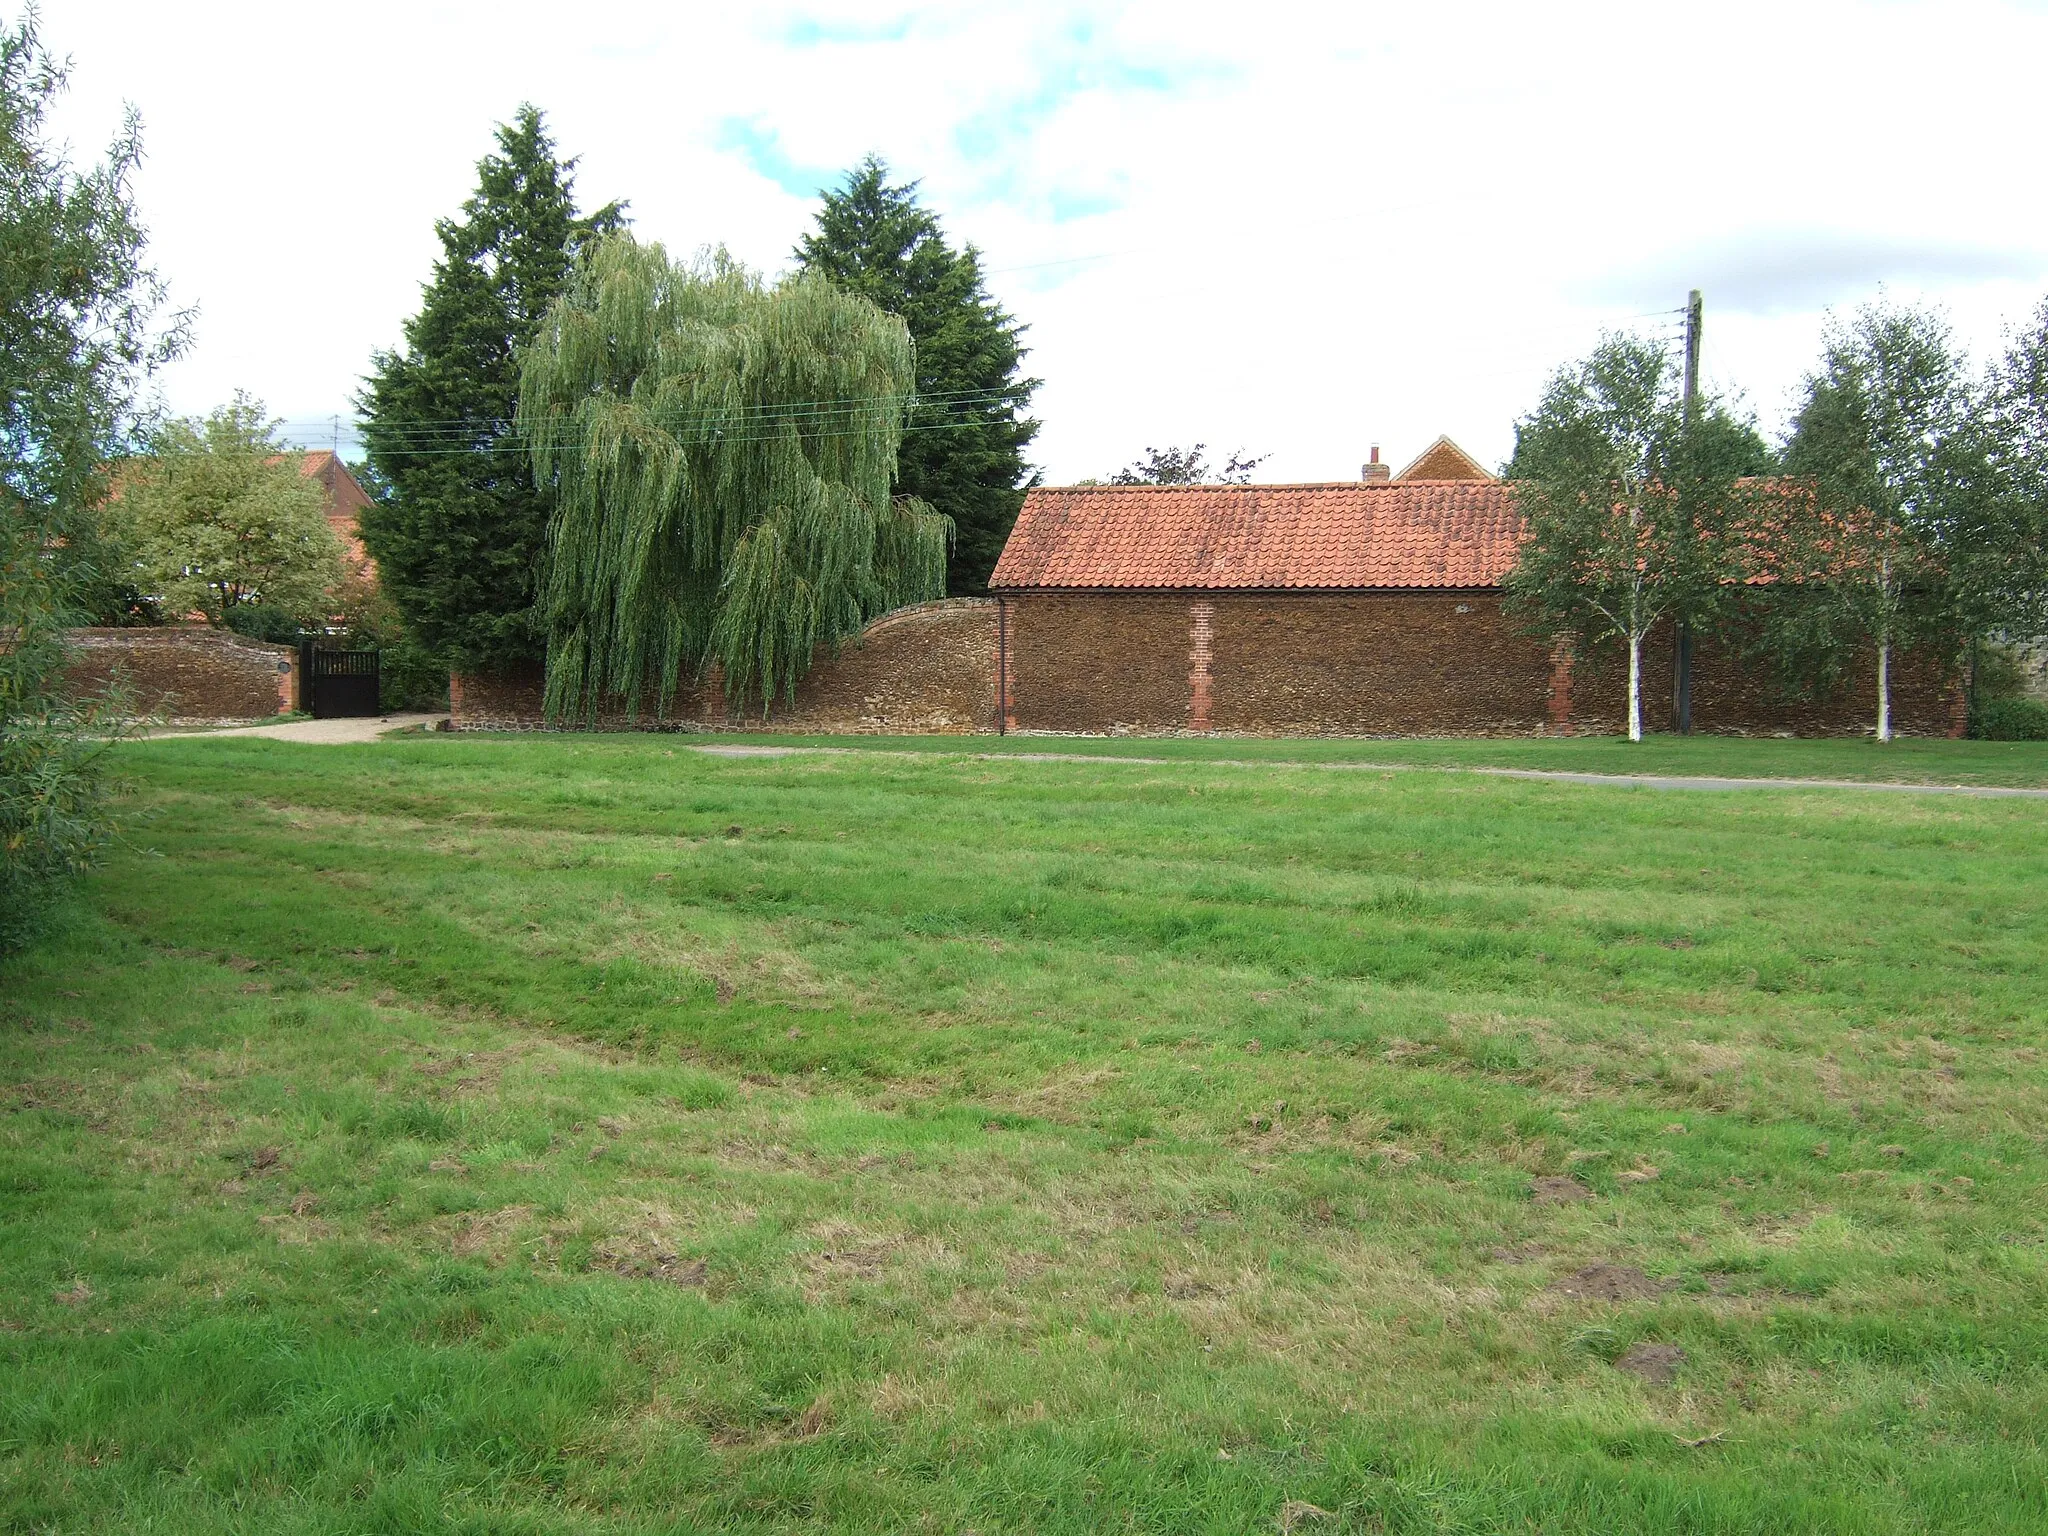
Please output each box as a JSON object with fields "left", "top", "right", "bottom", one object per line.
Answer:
{"left": 1615, "top": 1340, "right": 1686, "bottom": 1384}
{"left": 1550, "top": 1264, "right": 1674, "bottom": 1302}
{"left": 598, "top": 1242, "right": 709, "bottom": 1287}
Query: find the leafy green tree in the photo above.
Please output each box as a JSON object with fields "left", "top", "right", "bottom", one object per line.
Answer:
{"left": 1109, "top": 444, "right": 1268, "bottom": 485}
{"left": 1977, "top": 295, "right": 2048, "bottom": 639}
{"left": 358, "top": 106, "right": 622, "bottom": 671}
{"left": 796, "top": 156, "right": 1037, "bottom": 594}
{"left": 113, "top": 395, "right": 341, "bottom": 627}
{"left": 1772, "top": 301, "right": 1986, "bottom": 740}
{"left": 0, "top": 12, "right": 186, "bottom": 951}
{"left": 519, "top": 236, "right": 950, "bottom": 719}
{"left": 1504, "top": 335, "right": 1751, "bottom": 741}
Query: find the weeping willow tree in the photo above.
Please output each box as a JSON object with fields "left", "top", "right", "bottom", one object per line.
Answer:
{"left": 519, "top": 234, "right": 950, "bottom": 720}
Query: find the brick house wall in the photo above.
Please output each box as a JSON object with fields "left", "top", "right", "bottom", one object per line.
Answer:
{"left": 63, "top": 628, "right": 299, "bottom": 721}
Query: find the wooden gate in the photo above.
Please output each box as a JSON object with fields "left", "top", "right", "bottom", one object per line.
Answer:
{"left": 303, "top": 644, "right": 381, "bottom": 718}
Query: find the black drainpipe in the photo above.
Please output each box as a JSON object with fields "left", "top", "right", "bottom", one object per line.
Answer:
{"left": 996, "top": 595, "right": 1007, "bottom": 736}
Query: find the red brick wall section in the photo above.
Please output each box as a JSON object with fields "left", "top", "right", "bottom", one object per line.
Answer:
{"left": 1547, "top": 638, "right": 1576, "bottom": 734}
{"left": 62, "top": 628, "right": 297, "bottom": 722}
{"left": 451, "top": 599, "right": 998, "bottom": 733}
{"left": 1188, "top": 600, "right": 1215, "bottom": 733}
{"left": 998, "top": 599, "right": 1017, "bottom": 733}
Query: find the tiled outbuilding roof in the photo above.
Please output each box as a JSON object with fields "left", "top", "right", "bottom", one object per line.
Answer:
{"left": 989, "top": 480, "right": 1524, "bottom": 592}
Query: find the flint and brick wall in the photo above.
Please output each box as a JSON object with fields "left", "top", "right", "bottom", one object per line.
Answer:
{"left": 998, "top": 592, "right": 1553, "bottom": 736}
{"left": 452, "top": 599, "right": 998, "bottom": 733}
{"left": 1554, "top": 618, "right": 1963, "bottom": 737}
{"left": 1208, "top": 594, "right": 1554, "bottom": 735}
{"left": 999, "top": 591, "right": 1959, "bottom": 738}
{"left": 998, "top": 595, "right": 1193, "bottom": 734}
{"left": 451, "top": 590, "right": 1963, "bottom": 740}
{"left": 63, "top": 627, "right": 298, "bottom": 722}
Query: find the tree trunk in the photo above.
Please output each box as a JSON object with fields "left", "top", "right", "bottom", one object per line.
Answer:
{"left": 1876, "top": 557, "right": 1894, "bottom": 744}
{"left": 1876, "top": 638, "right": 1892, "bottom": 742}
{"left": 1627, "top": 630, "right": 1643, "bottom": 743}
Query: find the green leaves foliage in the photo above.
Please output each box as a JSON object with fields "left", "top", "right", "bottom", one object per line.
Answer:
{"left": 796, "top": 156, "right": 1038, "bottom": 595}
{"left": 358, "top": 106, "right": 623, "bottom": 671}
{"left": 1504, "top": 335, "right": 1757, "bottom": 739}
{"left": 1762, "top": 301, "right": 1996, "bottom": 734}
{"left": 0, "top": 12, "right": 180, "bottom": 951}
{"left": 1109, "top": 444, "right": 1269, "bottom": 485}
{"left": 519, "top": 236, "right": 950, "bottom": 720}
{"left": 1979, "top": 296, "right": 2048, "bottom": 638}
{"left": 111, "top": 395, "right": 342, "bottom": 627}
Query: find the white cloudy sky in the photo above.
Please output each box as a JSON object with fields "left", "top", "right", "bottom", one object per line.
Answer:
{"left": 41, "top": 0, "right": 2048, "bottom": 483}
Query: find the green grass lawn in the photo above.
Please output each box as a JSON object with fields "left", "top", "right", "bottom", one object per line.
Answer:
{"left": 636, "top": 728, "right": 2048, "bottom": 788}
{"left": 4, "top": 734, "right": 2046, "bottom": 1533}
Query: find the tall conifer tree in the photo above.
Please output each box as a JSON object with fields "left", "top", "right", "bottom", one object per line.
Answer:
{"left": 796, "top": 157, "right": 1038, "bottom": 595}
{"left": 358, "top": 107, "right": 622, "bottom": 670}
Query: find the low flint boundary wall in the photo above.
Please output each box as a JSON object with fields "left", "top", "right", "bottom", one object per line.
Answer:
{"left": 63, "top": 627, "right": 298, "bottom": 722}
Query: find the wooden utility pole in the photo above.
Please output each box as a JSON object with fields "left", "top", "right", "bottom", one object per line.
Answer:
{"left": 1674, "top": 289, "right": 1702, "bottom": 734}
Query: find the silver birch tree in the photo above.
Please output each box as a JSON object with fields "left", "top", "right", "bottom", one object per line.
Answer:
{"left": 1777, "top": 302, "right": 1977, "bottom": 741}
{"left": 1504, "top": 336, "right": 1742, "bottom": 741}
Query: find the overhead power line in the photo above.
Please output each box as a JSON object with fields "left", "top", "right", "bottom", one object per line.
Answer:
{"left": 279, "top": 303, "right": 1694, "bottom": 451}
{"left": 289, "top": 403, "right": 1031, "bottom": 457}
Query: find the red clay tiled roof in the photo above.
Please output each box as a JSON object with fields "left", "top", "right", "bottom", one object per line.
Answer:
{"left": 989, "top": 481, "right": 1525, "bottom": 591}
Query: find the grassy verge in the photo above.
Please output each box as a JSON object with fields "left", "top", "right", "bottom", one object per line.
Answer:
{"left": 4, "top": 735, "right": 2046, "bottom": 1532}
{"left": 468, "top": 728, "right": 2048, "bottom": 789}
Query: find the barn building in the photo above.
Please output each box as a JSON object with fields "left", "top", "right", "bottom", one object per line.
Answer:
{"left": 987, "top": 438, "right": 1962, "bottom": 737}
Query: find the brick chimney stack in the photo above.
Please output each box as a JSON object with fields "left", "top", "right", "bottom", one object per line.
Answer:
{"left": 1361, "top": 444, "right": 1391, "bottom": 483}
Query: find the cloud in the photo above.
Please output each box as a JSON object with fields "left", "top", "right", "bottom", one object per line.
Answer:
{"left": 41, "top": 0, "right": 2048, "bottom": 481}
{"left": 713, "top": 118, "right": 843, "bottom": 200}
{"left": 1583, "top": 231, "right": 2048, "bottom": 316}
{"left": 777, "top": 11, "right": 918, "bottom": 47}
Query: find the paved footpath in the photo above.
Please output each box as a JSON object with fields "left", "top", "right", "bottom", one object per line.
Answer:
{"left": 687, "top": 742, "right": 2048, "bottom": 799}
{"left": 145, "top": 713, "right": 449, "bottom": 744}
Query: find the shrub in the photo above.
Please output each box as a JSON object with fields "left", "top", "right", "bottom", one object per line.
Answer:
{"left": 0, "top": 14, "right": 185, "bottom": 952}
{"left": 1974, "top": 696, "right": 2048, "bottom": 741}
{"left": 223, "top": 604, "right": 307, "bottom": 644}
{"left": 0, "top": 688, "right": 129, "bottom": 954}
{"left": 379, "top": 638, "right": 450, "bottom": 713}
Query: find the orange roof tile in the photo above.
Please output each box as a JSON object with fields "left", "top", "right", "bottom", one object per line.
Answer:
{"left": 989, "top": 481, "right": 1525, "bottom": 591}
